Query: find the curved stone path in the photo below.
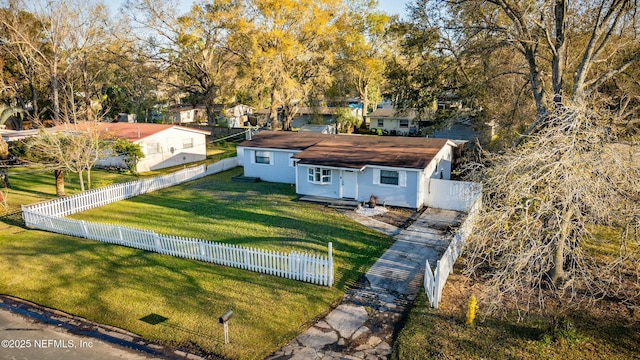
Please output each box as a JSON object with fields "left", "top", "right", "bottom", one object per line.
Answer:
{"left": 267, "top": 208, "right": 464, "bottom": 360}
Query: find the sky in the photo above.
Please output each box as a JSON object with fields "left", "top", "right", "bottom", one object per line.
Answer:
{"left": 110, "top": 0, "right": 409, "bottom": 18}
{"left": 377, "top": 0, "right": 409, "bottom": 18}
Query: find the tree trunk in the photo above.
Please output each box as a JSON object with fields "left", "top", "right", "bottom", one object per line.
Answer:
{"left": 206, "top": 103, "right": 216, "bottom": 126}
{"left": 552, "top": 0, "right": 566, "bottom": 101}
{"left": 550, "top": 237, "right": 566, "bottom": 284}
{"left": 524, "top": 46, "right": 546, "bottom": 119}
{"left": 282, "top": 103, "right": 297, "bottom": 131}
{"left": 514, "top": 47, "right": 549, "bottom": 145}
{"left": 55, "top": 169, "right": 65, "bottom": 196}
{"left": 52, "top": 63, "right": 60, "bottom": 123}
{"left": 77, "top": 170, "right": 85, "bottom": 192}
{"left": 86, "top": 168, "right": 91, "bottom": 190}
{"left": 549, "top": 206, "right": 574, "bottom": 284}
{"left": 361, "top": 84, "right": 369, "bottom": 128}
{"left": 29, "top": 72, "right": 38, "bottom": 122}
{"left": 269, "top": 90, "right": 280, "bottom": 130}
{"left": 0, "top": 168, "right": 9, "bottom": 188}
{"left": 82, "top": 58, "right": 92, "bottom": 121}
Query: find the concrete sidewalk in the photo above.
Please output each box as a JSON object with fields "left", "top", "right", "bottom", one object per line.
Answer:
{"left": 267, "top": 208, "right": 464, "bottom": 360}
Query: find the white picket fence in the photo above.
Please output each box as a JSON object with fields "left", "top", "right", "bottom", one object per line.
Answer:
{"left": 424, "top": 191, "right": 482, "bottom": 308}
{"left": 23, "top": 165, "right": 206, "bottom": 218}
{"left": 22, "top": 211, "right": 334, "bottom": 286}
{"left": 21, "top": 156, "right": 334, "bottom": 287}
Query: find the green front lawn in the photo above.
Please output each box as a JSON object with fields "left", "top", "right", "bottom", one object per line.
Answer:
{"left": 0, "top": 166, "right": 393, "bottom": 359}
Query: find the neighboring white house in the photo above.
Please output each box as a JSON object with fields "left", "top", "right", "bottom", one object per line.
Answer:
{"left": 299, "top": 124, "right": 336, "bottom": 134}
{"left": 168, "top": 105, "right": 207, "bottom": 124}
{"left": 52, "top": 122, "right": 210, "bottom": 173}
{"left": 367, "top": 108, "right": 420, "bottom": 136}
{"left": 237, "top": 132, "right": 457, "bottom": 209}
{"left": 117, "top": 113, "right": 137, "bottom": 123}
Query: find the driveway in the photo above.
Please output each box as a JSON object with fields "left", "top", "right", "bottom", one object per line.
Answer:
{"left": 267, "top": 207, "right": 464, "bottom": 360}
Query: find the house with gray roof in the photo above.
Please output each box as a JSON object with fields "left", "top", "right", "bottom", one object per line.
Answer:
{"left": 237, "top": 132, "right": 457, "bottom": 209}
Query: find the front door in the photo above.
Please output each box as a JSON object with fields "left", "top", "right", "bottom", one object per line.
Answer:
{"left": 341, "top": 170, "right": 357, "bottom": 199}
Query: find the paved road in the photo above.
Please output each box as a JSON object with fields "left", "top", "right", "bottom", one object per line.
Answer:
{"left": 0, "top": 307, "right": 158, "bottom": 360}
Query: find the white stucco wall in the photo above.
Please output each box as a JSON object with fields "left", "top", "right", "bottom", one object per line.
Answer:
{"left": 371, "top": 118, "right": 415, "bottom": 135}
{"left": 241, "top": 148, "right": 299, "bottom": 183}
{"left": 419, "top": 142, "right": 456, "bottom": 208}
{"left": 135, "top": 128, "right": 207, "bottom": 172}
{"left": 357, "top": 167, "right": 421, "bottom": 208}
{"left": 295, "top": 165, "right": 342, "bottom": 198}
{"left": 295, "top": 164, "right": 422, "bottom": 208}
{"left": 423, "top": 179, "right": 482, "bottom": 212}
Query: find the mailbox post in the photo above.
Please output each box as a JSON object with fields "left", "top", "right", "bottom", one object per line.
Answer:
{"left": 219, "top": 310, "right": 233, "bottom": 344}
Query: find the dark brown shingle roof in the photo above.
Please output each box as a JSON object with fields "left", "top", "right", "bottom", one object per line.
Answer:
{"left": 239, "top": 131, "right": 451, "bottom": 169}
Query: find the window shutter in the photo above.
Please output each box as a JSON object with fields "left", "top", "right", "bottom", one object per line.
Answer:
{"left": 373, "top": 169, "right": 380, "bottom": 185}
{"left": 399, "top": 171, "right": 407, "bottom": 187}
{"left": 269, "top": 152, "right": 274, "bottom": 165}
{"left": 250, "top": 150, "right": 255, "bottom": 164}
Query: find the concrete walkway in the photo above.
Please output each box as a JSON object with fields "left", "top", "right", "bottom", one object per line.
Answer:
{"left": 267, "top": 208, "right": 464, "bottom": 360}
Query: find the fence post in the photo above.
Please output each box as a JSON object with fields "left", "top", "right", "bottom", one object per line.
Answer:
{"left": 327, "top": 242, "right": 334, "bottom": 287}
{"left": 299, "top": 254, "right": 306, "bottom": 282}
{"left": 153, "top": 234, "right": 162, "bottom": 253}
{"left": 434, "top": 259, "right": 442, "bottom": 309}
{"left": 199, "top": 241, "right": 207, "bottom": 262}
{"left": 244, "top": 248, "right": 250, "bottom": 270}
{"left": 81, "top": 220, "right": 89, "bottom": 238}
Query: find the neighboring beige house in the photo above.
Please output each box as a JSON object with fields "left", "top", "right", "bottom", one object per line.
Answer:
{"left": 52, "top": 122, "right": 210, "bottom": 173}
{"left": 367, "top": 108, "right": 420, "bottom": 136}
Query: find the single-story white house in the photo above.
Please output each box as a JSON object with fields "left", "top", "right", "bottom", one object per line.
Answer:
{"left": 237, "top": 132, "right": 457, "bottom": 209}
{"left": 168, "top": 105, "right": 207, "bottom": 124}
{"left": 0, "top": 129, "right": 41, "bottom": 142}
{"left": 367, "top": 108, "right": 420, "bottom": 136}
{"left": 52, "top": 122, "right": 210, "bottom": 173}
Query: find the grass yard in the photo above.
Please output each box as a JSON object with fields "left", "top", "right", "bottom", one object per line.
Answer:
{"left": 0, "top": 166, "right": 394, "bottom": 359}
{"left": 393, "top": 245, "right": 640, "bottom": 360}
{"left": 2, "top": 167, "right": 134, "bottom": 214}
{"left": 1, "top": 142, "right": 236, "bottom": 215}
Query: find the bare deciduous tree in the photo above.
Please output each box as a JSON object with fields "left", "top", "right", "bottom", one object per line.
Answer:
{"left": 24, "top": 124, "right": 106, "bottom": 192}
{"left": 463, "top": 104, "right": 640, "bottom": 313}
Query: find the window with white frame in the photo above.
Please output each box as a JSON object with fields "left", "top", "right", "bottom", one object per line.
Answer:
{"left": 374, "top": 168, "right": 406, "bottom": 187}
{"left": 182, "top": 138, "right": 193, "bottom": 149}
{"left": 146, "top": 143, "right": 159, "bottom": 155}
{"left": 254, "top": 150, "right": 272, "bottom": 164}
{"left": 308, "top": 167, "right": 331, "bottom": 184}
{"left": 399, "top": 119, "right": 409, "bottom": 128}
{"left": 377, "top": 119, "right": 384, "bottom": 127}
{"left": 380, "top": 170, "right": 399, "bottom": 185}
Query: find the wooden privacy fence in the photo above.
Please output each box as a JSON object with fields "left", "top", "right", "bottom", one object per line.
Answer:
{"left": 424, "top": 191, "right": 482, "bottom": 308}
{"left": 21, "top": 157, "right": 334, "bottom": 286}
